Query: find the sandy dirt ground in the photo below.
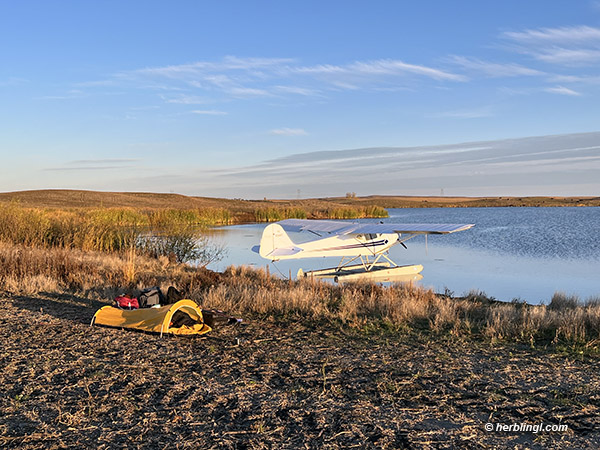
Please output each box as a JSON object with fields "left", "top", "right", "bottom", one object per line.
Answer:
{"left": 1, "top": 292, "right": 599, "bottom": 449}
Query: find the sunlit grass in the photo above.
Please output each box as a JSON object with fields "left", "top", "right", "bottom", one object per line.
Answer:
{"left": 253, "top": 205, "right": 388, "bottom": 221}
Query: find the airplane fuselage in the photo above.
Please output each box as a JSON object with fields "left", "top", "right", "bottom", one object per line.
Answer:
{"left": 275, "top": 232, "right": 399, "bottom": 260}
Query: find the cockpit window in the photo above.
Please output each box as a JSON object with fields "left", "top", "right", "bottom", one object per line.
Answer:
{"left": 356, "top": 233, "right": 379, "bottom": 242}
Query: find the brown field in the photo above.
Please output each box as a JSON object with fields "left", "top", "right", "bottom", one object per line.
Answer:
{"left": 1, "top": 189, "right": 599, "bottom": 219}
{"left": 338, "top": 194, "right": 600, "bottom": 208}
{"left": 3, "top": 292, "right": 600, "bottom": 449}
{"left": 1, "top": 242, "right": 600, "bottom": 448}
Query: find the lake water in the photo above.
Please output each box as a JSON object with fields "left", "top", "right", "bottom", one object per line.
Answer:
{"left": 205, "top": 207, "right": 600, "bottom": 304}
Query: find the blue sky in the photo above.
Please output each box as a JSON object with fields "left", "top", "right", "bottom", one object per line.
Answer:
{"left": 1, "top": 1, "right": 600, "bottom": 198}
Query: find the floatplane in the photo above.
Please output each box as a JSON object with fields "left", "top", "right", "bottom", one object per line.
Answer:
{"left": 252, "top": 219, "right": 474, "bottom": 283}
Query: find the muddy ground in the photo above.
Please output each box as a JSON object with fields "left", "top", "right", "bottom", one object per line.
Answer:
{"left": 1, "top": 292, "right": 599, "bottom": 449}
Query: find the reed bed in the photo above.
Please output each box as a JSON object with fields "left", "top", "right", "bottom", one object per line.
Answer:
{"left": 323, "top": 205, "right": 389, "bottom": 219}
{"left": 0, "top": 204, "right": 230, "bottom": 260}
{"left": 253, "top": 205, "right": 388, "bottom": 222}
{"left": 0, "top": 203, "right": 389, "bottom": 255}
{"left": 253, "top": 207, "right": 308, "bottom": 222}
{"left": 1, "top": 240, "right": 599, "bottom": 351}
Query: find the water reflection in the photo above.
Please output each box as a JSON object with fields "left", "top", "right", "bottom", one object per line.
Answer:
{"left": 205, "top": 207, "right": 600, "bottom": 304}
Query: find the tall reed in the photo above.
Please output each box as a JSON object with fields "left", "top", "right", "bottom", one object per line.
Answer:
{"left": 0, "top": 204, "right": 227, "bottom": 262}
{"left": 253, "top": 205, "right": 388, "bottom": 221}
{"left": 254, "top": 208, "right": 308, "bottom": 222}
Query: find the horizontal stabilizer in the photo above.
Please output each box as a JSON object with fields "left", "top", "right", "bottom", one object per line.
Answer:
{"left": 267, "top": 247, "right": 303, "bottom": 257}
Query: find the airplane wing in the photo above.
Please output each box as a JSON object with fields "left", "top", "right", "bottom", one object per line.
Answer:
{"left": 277, "top": 219, "right": 474, "bottom": 235}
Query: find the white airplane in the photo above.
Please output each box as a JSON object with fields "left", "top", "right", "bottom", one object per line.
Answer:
{"left": 253, "top": 218, "right": 474, "bottom": 281}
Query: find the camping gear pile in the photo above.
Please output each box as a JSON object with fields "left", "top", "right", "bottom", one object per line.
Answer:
{"left": 91, "top": 286, "right": 240, "bottom": 336}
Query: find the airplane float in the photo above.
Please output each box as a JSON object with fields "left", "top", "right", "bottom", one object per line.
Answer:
{"left": 253, "top": 218, "right": 474, "bottom": 282}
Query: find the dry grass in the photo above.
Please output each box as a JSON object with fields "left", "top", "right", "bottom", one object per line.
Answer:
{"left": 1, "top": 241, "right": 600, "bottom": 352}
{"left": 0, "top": 203, "right": 231, "bottom": 249}
{"left": 0, "top": 204, "right": 230, "bottom": 265}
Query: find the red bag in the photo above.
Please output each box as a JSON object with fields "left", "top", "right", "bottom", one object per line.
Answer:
{"left": 114, "top": 295, "right": 139, "bottom": 309}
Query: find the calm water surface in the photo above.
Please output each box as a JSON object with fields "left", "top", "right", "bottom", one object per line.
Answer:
{"left": 206, "top": 207, "right": 600, "bottom": 304}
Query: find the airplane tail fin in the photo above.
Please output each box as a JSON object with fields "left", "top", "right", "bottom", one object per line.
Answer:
{"left": 258, "top": 223, "right": 299, "bottom": 259}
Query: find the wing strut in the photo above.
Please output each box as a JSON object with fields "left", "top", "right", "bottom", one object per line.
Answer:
{"left": 333, "top": 252, "right": 400, "bottom": 272}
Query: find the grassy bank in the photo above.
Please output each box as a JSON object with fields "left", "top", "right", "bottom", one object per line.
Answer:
{"left": 1, "top": 241, "right": 599, "bottom": 353}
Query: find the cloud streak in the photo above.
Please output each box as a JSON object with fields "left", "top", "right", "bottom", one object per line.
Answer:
{"left": 502, "top": 25, "right": 600, "bottom": 44}
{"left": 95, "top": 56, "right": 465, "bottom": 106}
{"left": 544, "top": 86, "right": 582, "bottom": 96}
{"left": 44, "top": 159, "right": 140, "bottom": 172}
{"left": 449, "top": 56, "right": 543, "bottom": 77}
{"left": 159, "top": 132, "right": 600, "bottom": 198}
{"left": 190, "top": 109, "right": 228, "bottom": 115}
{"left": 501, "top": 25, "right": 600, "bottom": 65}
{"left": 73, "top": 20, "right": 600, "bottom": 112}
{"left": 269, "top": 128, "right": 307, "bottom": 136}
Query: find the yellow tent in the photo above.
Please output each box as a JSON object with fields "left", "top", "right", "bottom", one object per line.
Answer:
{"left": 91, "top": 299, "right": 211, "bottom": 336}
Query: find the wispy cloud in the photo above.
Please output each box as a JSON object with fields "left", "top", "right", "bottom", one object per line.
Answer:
{"left": 69, "top": 159, "right": 138, "bottom": 165}
{"left": 273, "top": 85, "right": 322, "bottom": 96}
{"left": 38, "top": 89, "right": 89, "bottom": 100}
{"left": 293, "top": 59, "right": 466, "bottom": 81}
{"left": 44, "top": 166, "right": 131, "bottom": 172}
{"left": 0, "top": 77, "right": 28, "bottom": 87}
{"left": 501, "top": 25, "right": 600, "bottom": 65}
{"left": 500, "top": 85, "right": 583, "bottom": 97}
{"left": 44, "top": 159, "right": 139, "bottom": 172}
{"left": 93, "top": 56, "right": 464, "bottom": 106}
{"left": 502, "top": 25, "right": 600, "bottom": 44}
{"left": 190, "top": 109, "right": 228, "bottom": 115}
{"left": 228, "top": 87, "right": 272, "bottom": 97}
{"left": 153, "top": 132, "right": 600, "bottom": 198}
{"left": 449, "top": 56, "right": 544, "bottom": 77}
{"left": 535, "top": 48, "right": 600, "bottom": 65}
{"left": 269, "top": 128, "right": 308, "bottom": 136}
{"left": 548, "top": 74, "right": 600, "bottom": 84}
{"left": 544, "top": 86, "right": 582, "bottom": 96}
{"left": 290, "top": 59, "right": 466, "bottom": 83}
{"left": 163, "top": 95, "right": 210, "bottom": 104}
